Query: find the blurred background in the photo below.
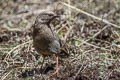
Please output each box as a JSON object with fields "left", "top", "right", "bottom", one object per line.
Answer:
{"left": 0, "top": 0, "right": 120, "bottom": 80}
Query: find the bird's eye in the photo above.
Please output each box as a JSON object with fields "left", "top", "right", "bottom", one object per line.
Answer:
{"left": 48, "top": 14, "right": 54, "bottom": 16}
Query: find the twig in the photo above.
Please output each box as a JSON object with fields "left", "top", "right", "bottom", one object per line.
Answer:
{"left": 92, "top": 25, "right": 110, "bottom": 38}
{"left": 0, "top": 26, "right": 22, "bottom": 32}
{"left": 73, "top": 25, "right": 111, "bottom": 51}
{"left": 74, "top": 64, "right": 87, "bottom": 80}
{"left": 84, "top": 42, "right": 110, "bottom": 51}
{"left": 56, "top": 22, "right": 68, "bottom": 33}
{"left": 60, "top": 2, "right": 120, "bottom": 29}
{"left": 4, "top": 40, "right": 33, "bottom": 60}
{"left": 63, "top": 25, "right": 73, "bottom": 44}
{"left": 78, "top": 25, "right": 111, "bottom": 47}
{"left": 1, "top": 69, "right": 13, "bottom": 80}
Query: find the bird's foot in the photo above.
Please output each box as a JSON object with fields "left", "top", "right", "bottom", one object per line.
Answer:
{"left": 50, "top": 68, "right": 59, "bottom": 77}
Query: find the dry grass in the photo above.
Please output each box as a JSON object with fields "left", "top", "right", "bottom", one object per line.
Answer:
{"left": 0, "top": 0, "right": 120, "bottom": 80}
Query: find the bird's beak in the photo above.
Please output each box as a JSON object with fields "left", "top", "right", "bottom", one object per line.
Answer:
{"left": 49, "top": 15, "right": 60, "bottom": 23}
{"left": 52, "top": 15, "right": 60, "bottom": 19}
{"left": 54, "top": 15, "right": 59, "bottom": 17}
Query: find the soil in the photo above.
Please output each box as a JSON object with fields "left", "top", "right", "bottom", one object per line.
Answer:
{"left": 0, "top": 0, "right": 120, "bottom": 80}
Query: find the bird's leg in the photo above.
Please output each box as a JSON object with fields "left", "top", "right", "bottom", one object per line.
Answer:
{"left": 52, "top": 56, "right": 59, "bottom": 76}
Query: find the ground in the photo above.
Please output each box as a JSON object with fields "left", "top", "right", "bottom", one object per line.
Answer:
{"left": 0, "top": 0, "right": 120, "bottom": 80}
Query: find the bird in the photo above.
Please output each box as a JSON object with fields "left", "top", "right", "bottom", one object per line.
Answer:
{"left": 32, "top": 11, "right": 64, "bottom": 76}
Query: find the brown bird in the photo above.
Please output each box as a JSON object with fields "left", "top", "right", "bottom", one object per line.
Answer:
{"left": 32, "top": 11, "right": 63, "bottom": 76}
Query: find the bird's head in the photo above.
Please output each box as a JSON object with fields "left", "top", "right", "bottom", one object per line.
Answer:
{"left": 35, "top": 12, "right": 60, "bottom": 24}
